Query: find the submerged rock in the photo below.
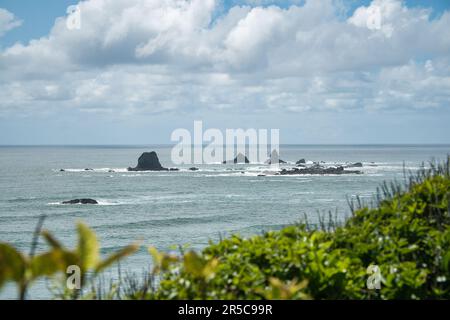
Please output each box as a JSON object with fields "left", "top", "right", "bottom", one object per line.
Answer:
{"left": 127, "top": 151, "right": 168, "bottom": 171}
{"left": 189, "top": 167, "right": 199, "bottom": 171}
{"left": 62, "top": 198, "right": 98, "bottom": 205}
{"left": 84, "top": 168, "right": 93, "bottom": 171}
{"left": 223, "top": 153, "right": 250, "bottom": 164}
{"left": 169, "top": 168, "right": 180, "bottom": 171}
{"left": 59, "top": 169, "right": 65, "bottom": 172}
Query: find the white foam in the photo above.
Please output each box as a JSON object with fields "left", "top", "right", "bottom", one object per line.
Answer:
{"left": 57, "top": 168, "right": 129, "bottom": 173}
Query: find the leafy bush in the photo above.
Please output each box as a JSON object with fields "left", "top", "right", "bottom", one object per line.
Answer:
{"left": 153, "top": 159, "right": 450, "bottom": 299}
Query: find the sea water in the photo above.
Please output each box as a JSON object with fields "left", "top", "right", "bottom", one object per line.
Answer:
{"left": 0, "top": 144, "right": 448, "bottom": 299}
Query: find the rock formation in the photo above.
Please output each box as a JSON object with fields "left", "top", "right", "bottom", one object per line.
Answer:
{"left": 62, "top": 199, "right": 98, "bottom": 205}
{"left": 223, "top": 153, "right": 250, "bottom": 164}
{"left": 127, "top": 151, "right": 168, "bottom": 171}
{"left": 265, "top": 150, "right": 286, "bottom": 164}
{"left": 277, "top": 165, "right": 361, "bottom": 175}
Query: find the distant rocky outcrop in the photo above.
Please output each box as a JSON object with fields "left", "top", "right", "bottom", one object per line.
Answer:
{"left": 277, "top": 164, "right": 361, "bottom": 175}
{"left": 223, "top": 153, "right": 250, "bottom": 164}
{"left": 265, "top": 150, "right": 286, "bottom": 164}
{"left": 296, "top": 158, "right": 306, "bottom": 165}
{"left": 127, "top": 151, "right": 169, "bottom": 171}
{"left": 62, "top": 198, "right": 98, "bottom": 205}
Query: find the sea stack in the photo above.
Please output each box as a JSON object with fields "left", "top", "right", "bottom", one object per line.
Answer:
{"left": 127, "top": 151, "right": 168, "bottom": 171}
{"left": 223, "top": 153, "right": 250, "bottom": 164}
{"left": 265, "top": 150, "right": 286, "bottom": 164}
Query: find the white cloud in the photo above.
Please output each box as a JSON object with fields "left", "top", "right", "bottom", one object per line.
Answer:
{"left": 0, "top": 0, "right": 449, "bottom": 118}
{"left": 0, "top": 8, "right": 22, "bottom": 37}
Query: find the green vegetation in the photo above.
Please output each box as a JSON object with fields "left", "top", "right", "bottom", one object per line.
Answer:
{"left": 1, "top": 158, "right": 449, "bottom": 299}
{"left": 0, "top": 221, "right": 139, "bottom": 299}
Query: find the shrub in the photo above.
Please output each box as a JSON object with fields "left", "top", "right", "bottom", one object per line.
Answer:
{"left": 154, "top": 159, "right": 450, "bottom": 299}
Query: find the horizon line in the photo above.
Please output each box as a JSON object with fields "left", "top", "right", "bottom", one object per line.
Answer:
{"left": 1, "top": 143, "right": 449, "bottom": 147}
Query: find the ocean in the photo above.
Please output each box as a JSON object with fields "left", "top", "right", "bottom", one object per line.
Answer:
{"left": 0, "top": 144, "right": 449, "bottom": 299}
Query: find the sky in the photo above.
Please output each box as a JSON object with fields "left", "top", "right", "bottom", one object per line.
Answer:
{"left": 0, "top": 0, "right": 449, "bottom": 145}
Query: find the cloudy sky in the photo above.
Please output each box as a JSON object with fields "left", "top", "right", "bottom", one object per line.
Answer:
{"left": 0, "top": 0, "right": 449, "bottom": 145}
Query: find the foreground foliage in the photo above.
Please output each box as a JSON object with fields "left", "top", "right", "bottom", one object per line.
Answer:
{"left": 0, "top": 222, "right": 138, "bottom": 299}
{"left": 153, "top": 160, "right": 450, "bottom": 299}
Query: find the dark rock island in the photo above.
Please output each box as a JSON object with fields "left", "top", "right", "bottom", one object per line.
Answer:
{"left": 127, "top": 151, "right": 169, "bottom": 171}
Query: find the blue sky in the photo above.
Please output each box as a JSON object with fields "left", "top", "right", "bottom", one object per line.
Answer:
{"left": 0, "top": 0, "right": 449, "bottom": 144}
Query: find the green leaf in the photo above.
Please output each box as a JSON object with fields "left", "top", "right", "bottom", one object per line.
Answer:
{"left": 0, "top": 243, "right": 27, "bottom": 288}
{"left": 148, "top": 246, "right": 178, "bottom": 274}
{"left": 183, "top": 251, "right": 206, "bottom": 278}
{"left": 95, "top": 244, "right": 139, "bottom": 274}
{"left": 76, "top": 222, "right": 99, "bottom": 270}
{"left": 30, "top": 249, "right": 78, "bottom": 280}
{"left": 41, "top": 230, "right": 63, "bottom": 249}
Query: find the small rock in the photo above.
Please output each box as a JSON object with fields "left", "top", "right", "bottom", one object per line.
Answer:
{"left": 189, "top": 167, "right": 199, "bottom": 171}
{"left": 62, "top": 198, "right": 98, "bottom": 205}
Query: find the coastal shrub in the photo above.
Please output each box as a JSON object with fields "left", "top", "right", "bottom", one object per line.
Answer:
{"left": 153, "top": 159, "right": 450, "bottom": 299}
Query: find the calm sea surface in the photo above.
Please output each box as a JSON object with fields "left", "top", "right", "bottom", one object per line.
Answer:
{"left": 0, "top": 145, "right": 449, "bottom": 298}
